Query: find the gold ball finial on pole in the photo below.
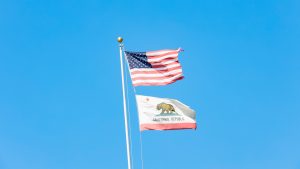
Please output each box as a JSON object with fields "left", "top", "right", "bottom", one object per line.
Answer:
{"left": 117, "top": 37, "right": 123, "bottom": 43}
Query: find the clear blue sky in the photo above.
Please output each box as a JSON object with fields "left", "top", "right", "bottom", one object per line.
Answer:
{"left": 0, "top": 0, "right": 299, "bottom": 169}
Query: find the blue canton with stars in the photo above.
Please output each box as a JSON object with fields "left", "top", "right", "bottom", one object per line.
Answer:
{"left": 125, "top": 51, "right": 153, "bottom": 69}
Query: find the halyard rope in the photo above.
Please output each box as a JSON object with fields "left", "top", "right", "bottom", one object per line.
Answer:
{"left": 138, "top": 124, "right": 145, "bottom": 169}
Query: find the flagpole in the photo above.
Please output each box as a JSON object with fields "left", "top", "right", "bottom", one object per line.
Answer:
{"left": 118, "top": 37, "right": 132, "bottom": 169}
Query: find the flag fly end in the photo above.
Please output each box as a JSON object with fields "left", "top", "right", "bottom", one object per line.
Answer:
{"left": 177, "top": 47, "right": 184, "bottom": 52}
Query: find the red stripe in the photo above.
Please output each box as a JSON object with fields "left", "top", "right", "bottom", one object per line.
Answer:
{"left": 149, "top": 58, "right": 177, "bottom": 65}
{"left": 133, "top": 76, "right": 184, "bottom": 86}
{"left": 140, "top": 123, "right": 196, "bottom": 131}
{"left": 151, "top": 62, "right": 180, "bottom": 68}
{"left": 147, "top": 51, "right": 178, "bottom": 58}
{"left": 132, "top": 73, "right": 182, "bottom": 81}
{"left": 130, "top": 66, "right": 182, "bottom": 75}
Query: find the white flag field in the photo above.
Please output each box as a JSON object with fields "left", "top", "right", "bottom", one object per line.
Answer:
{"left": 136, "top": 95, "right": 197, "bottom": 131}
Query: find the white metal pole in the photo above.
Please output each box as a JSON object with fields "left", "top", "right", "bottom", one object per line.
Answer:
{"left": 118, "top": 37, "right": 132, "bottom": 169}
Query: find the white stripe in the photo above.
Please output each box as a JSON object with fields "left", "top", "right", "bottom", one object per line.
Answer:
{"left": 132, "top": 74, "right": 183, "bottom": 84}
{"left": 150, "top": 58, "right": 178, "bottom": 66}
{"left": 130, "top": 63, "right": 181, "bottom": 72}
{"left": 146, "top": 50, "right": 177, "bottom": 56}
{"left": 148, "top": 53, "right": 178, "bottom": 62}
{"left": 131, "top": 69, "right": 182, "bottom": 78}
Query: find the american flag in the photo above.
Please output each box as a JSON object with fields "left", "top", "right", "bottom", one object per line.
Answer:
{"left": 124, "top": 49, "right": 184, "bottom": 86}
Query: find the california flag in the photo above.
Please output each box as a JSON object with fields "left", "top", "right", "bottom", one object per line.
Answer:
{"left": 136, "top": 95, "right": 197, "bottom": 131}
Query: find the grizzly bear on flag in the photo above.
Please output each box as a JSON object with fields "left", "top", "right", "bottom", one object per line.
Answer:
{"left": 156, "top": 102, "right": 176, "bottom": 114}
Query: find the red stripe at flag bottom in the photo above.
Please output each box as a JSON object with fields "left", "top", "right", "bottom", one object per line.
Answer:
{"left": 140, "top": 123, "right": 197, "bottom": 131}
